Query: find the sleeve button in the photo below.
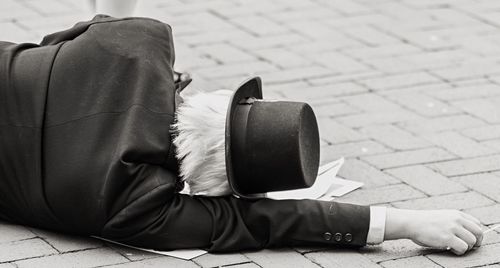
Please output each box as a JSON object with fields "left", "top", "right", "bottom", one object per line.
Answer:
{"left": 323, "top": 232, "right": 332, "bottom": 241}
{"left": 345, "top": 233, "right": 353, "bottom": 243}
{"left": 334, "top": 233, "right": 343, "bottom": 242}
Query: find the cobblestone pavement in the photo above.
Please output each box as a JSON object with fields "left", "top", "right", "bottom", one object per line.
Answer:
{"left": 2, "top": 0, "right": 500, "bottom": 267}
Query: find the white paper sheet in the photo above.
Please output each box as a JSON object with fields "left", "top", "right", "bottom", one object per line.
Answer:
{"left": 91, "top": 236, "right": 207, "bottom": 260}
{"left": 266, "top": 158, "right": 363, "bottom": 200}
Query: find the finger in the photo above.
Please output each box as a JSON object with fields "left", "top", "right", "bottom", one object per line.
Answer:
{"left": 454, "top": 227, "right": 477, "bottom": 251}
{"left": 460, "top": 218, "right": 483, "bottom": 248}
{"left": 449, "top": 236, "right": 469, "bottom": 255}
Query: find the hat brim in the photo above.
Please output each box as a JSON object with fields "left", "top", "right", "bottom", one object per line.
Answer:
{"left": 225, "top": 77, "right": 263, "bottom": 198}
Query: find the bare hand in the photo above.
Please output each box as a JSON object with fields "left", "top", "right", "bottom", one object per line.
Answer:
{"left": 385, "top": 209, "right": 483, "bottom": 255}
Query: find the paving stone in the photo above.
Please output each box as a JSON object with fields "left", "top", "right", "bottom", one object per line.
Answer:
{"left": 229, "top": 32, "right": 306, "bottom": 50}
{"left": 314, "top": 52, "right": 370, "bottom": 74}
{"left": 338, "top": 111, "right": 422, "bottom": 128}
{"left": 323, "top": 0, "right": 371, "bottom": 15}
{"left": 102, "top": 256, "right": 200, "bottom": 268}
{"left": 428, "top": 84, "right": 500, "bottom": 101}
{"left": 196, "top": 43, "right": 255, "bottom": 63}
{"left": 359, "top": 72, "right": 441, "bottom": 91}
{"left": 398, "top": 50, "right": 474, "bottom": 71}
{"left": 337, "top": 184, "right": 425, "bottom": 206}
{"left": 307, "top": 71, "right": 381, "bottom": 86}
{"left": 451, "top": 78, "right": 492, "bottom": 87}
{"left": 321, "top": 140, "right": 392, "bottom": 162}
{"left": 0, "top": 2, "right": 42, "bottom": 21}
{"left": 481, "top": 139, "right": 500, "bottom": 153}
{"left": 427, "top": 243, "right": 500, "bottom": 268}
{"left": 429, "top": 154, "right": 500, "bottom": 176}
{"left": 24, "top": 0, "right": 74, "bottom": 15}
{"left": 393, "top": 192, "right": 495, "bottom": 210}
{"left": 482, "top": 227, "right": 500, "bottom": 245}
{"left": 229, "top": 32, "right": 307, "bottom": 50}
{"left": 176, "top": 29, "right": 252, "bottom": 47}
{"left": 432, "top": 61, "right": 500, "bottom": 81}
{"left": 341, "top": 93, "right": 403, "bottom": 112}
{"left": 362, "top": 148, "right": 457, "bottom": 169}
{"left": 393, "top": 31, "right": 458, "bottom": 51}
{"left": 305, "top": 249, "right": 381, "bottom": 268}
{"left": 462, "top": 125, "right": 500, "bottom": 141}
{"left": 287, "top": 21, "right": 359, "bottom": 46}
{"left": 225, "top": 263, "right": 261, "bottom": 268}
{"left": 194, "top": 253, "right": 250, "bottom": 268}
{"left": 341, "top": 26, "right": 400, "bottom": 46}
{"left": 465, "top": 204, "right": 500, "bottom": 225}
{"left": 0, "top": 222, "right": 36, "bottom": 243}
{"left": 244, "top": 249, "right": 321, "bottom": 268}
{"left": 270, "top": 6, "right": 334, "bottom": 23}
{"left": 380, "top": 256, "right": 441, "bottom": 268}
{"left": 107, "top": 243, "right": 161, "bottom": 262}
{"left": 293, "top": 246, "right": 329, "bottom": 254}
{"left": 175, "top": 11, "right": 235, "bottom": 31}
{"left": 453, "top": 98, "right": 500, "bottom": 123}
{"left": 14, "top": 248, "right": 129, "bottom": 268}
{"left": 398, "top": 115, "right": 485, "bottom": 134}
{"left": 452, "top": 173, "right": 500, "bottom": 202}
{"left": 328, "top": 13, "right": 396, "bottom": 28}
{"left": 343, "top": 43, "right": 421, "bottom": 60}
{"left": 0, "top": 21, "right": 39, "bottom": 43}
{"left": 387, "top": 82, "right": 451, "bottom": 97}
{"left": 195, "top": 61, "right": 277, "bottom": 80}
{"left": 384, "top": 92, "right": 460, "bottom": 117}
{"left": 281, "top": 83, "right": 368, "bottom": 101}
{"left": 359, "top": 125, "right": 431, "bottom": 150}
{"left": 0, "top": 238, "right": 57, "bottom": 263}
{"left": 386, "top": 165, "right": 467, "bottom": 196}
{"left": 481, "top": 265, "right": 500, "bottom": 268}
{"left": 29, "top": 228, "right": 103, "bottom": 253}
{"left": 423, "top": 131, "right": 496, "bottom": 158}
{"left": 364, "top": 57, "right": 419, "bottom": 74}
{"left": 289, "top": 40, "right": 360, "bottom": 55}
{"left": 254, "top": 48, "right": 311, "bottom": 68}
{"left": 231, "top": 15, "right": 289, "bottom": 36}
{"left": 263, "top": 66, "right": 336, "bottom": 84}
{"left": 360, "top": 239, "right": 432, "bottom": 263}
{"left": 151, "top": 1, "right": 234, "bottom": 16}
{"left": 337, "top": 159, "right": 400, "bottom": 188}
{"left": 317, "top": 119, "right": 365, "bottom": 144}
{"left": 312, "top": 102, "right": 361, "bottom": 118}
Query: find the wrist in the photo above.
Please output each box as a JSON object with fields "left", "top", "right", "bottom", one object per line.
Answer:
{"left": 384, "top": 208, "right": 416, "bottom": 241}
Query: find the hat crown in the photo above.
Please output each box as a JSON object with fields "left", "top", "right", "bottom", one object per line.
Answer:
{"left": 232, "top": 100, "right": 320, "bottom": 194}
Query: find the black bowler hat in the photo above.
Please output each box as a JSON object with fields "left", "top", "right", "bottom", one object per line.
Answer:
{"left": 225, "top": 77, "right": 320, "bottom": 198}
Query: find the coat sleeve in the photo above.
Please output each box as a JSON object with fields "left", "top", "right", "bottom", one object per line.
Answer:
{"left": 101, "top": 167, "right": 370, "bottom": 252}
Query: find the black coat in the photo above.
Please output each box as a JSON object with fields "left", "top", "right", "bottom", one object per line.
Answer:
{"left": 0, "top": 15, "right": 370, "bottom": 252}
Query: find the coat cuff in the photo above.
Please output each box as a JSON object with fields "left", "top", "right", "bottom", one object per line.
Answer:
{"left": 366, "top": 206, "right": 387, "bottom": 245}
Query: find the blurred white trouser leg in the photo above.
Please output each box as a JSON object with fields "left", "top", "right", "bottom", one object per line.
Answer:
{"left": 94, "top": 0, "right": 138, "bottom": 17}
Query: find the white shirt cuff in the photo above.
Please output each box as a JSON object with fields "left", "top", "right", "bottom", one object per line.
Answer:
{"left": 366, "top": 206, "right": 387, "bottom": 245}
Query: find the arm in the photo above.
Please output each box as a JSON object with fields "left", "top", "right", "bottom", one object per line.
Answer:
{"left": 101, "top": 168, "right": 371, "bottom": 252}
